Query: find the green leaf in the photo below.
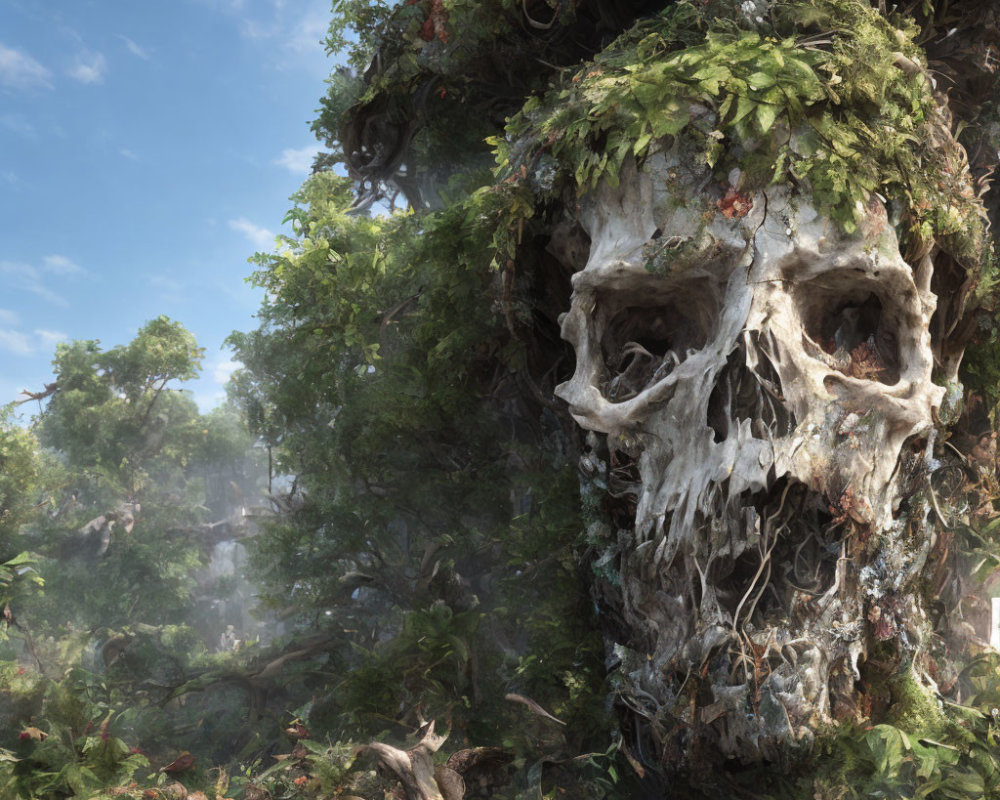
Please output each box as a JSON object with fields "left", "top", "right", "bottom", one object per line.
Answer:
{"left": 632, "top": 131, "right": 653, "bottom": 156}
{"left": 629, "top": 75, "right": 666, "bottom": 110}
{"left": 756, "top": 103, "right": 779, "bottom": 133}
{"left": 939, "top": 769, "right": 985, "bottom": 798}
{"left": 2, "top": 552, "right": 37, "bottom": 568}
{"left": 866, "top": 725, "right": 905, "bottom": 778}
{"left": 747, "top": 71, "right": 776, "bottom": 90}
{"left": 648, "top": 99, "right": 690, "bottom": 138}
{"left": 730, "top": 95, "right": 757, "bottom": 125}
{"left": 692, "top": 64, "right": 731, "bottom": 95}
{"left": 717, "top": 93, "right": 734, "bottom": 120}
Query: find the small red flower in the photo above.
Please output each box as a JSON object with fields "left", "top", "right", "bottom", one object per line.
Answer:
{"left": 717, "top": 186, "right": 753, "bottom": 218}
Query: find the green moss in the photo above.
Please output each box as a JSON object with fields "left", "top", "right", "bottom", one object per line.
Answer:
{"left": 641, "top": 210, "right": 730, "bottom": 277}
{"left": 885, "top": 670, "right": 948, "bottom": 737}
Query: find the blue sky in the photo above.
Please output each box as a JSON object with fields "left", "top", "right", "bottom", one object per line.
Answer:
{"left": 1, "top": 0, "right": 334, "bottom": 413}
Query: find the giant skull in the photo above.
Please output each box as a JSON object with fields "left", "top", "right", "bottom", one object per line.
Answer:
{"left": 554, "top": 146, "right": 946, "bottom": 764}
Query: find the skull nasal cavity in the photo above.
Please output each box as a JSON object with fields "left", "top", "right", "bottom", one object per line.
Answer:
{"left": 801, "top": 291, "right": 901, "bottom": 385}
{"left": 600, "top": 302, "right": 708, "bottom": 403}
{"left": 708, "top": 342, "right": 796, "bottom": 444}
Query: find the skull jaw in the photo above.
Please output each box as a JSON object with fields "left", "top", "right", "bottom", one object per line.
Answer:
{"left": 558, "top": 156, "right": 945, "bottom": 767}
{"left": 601, "top": 462, "right": 931, "bottom": 766}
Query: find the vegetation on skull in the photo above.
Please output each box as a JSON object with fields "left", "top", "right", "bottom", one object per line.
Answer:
{"left": 494, "top": 0, "right": 990, "bottom": 289}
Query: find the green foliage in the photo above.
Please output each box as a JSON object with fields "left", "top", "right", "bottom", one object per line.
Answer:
{"left": 10, "top": 1, "right": 1000, "bottom": 798}
{"left": 0, "top": 319, "right": 270, "bottom": 798}
{"left": 496, "top": 0, "right": 988, "bottom": 268}
{"left": 40, "top": 316, "right": 203, "bottom": 484}
{"left": 0, "top": 417, "right": 50, "bottom": 728}
{"left": 693, "top": 667, "right": 1000, "bottom": 800}
{"left": 225, "top": 735, "right": 386, "bottom": 800}
{"left": 227, "top": 151, "right": 613, "bottom": 794}
{"left": 0, "top": 552, "right": 44, "bottom": 610}
{"left": 231, "top": 4, "right": 997, "bottom": 798}
{"left": 957, "top": 286, "right": 1000, "bottom": 408}
{"left": 0, "top": 668, "right": 150, "bottom": 799}
{"left": 806, "top": 672, "right": 1000, "bottom": 799}
{"left": 314, "top": 0, "right": 656, "bottom": 208}
{"left": 0, "top": 405, "right": 43, "bottom": 558}
{"left": 22, "top": 320, "right": 261, "bottom": 633}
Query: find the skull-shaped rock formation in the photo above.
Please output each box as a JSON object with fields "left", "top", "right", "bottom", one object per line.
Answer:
{"left": 555, "top": 147, "right": 946, "bottom": 763}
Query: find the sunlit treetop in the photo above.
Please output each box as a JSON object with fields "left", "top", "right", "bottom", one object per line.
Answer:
{"left": 40, "top": 316, "right": 204, "bottom": 477}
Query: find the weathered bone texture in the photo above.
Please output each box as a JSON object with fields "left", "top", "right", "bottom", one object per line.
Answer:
{"left": 556, "top": 149, "right": 946, "bottom": 763}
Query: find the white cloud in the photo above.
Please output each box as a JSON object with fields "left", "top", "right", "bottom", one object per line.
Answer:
{"left": 120, "top": 148, "right": 139, "bottom": 161}
{"left": 192, "top": 0, "right": 245, "bottom": 9}
{"left": 149, "top": 274, "right": 183, "bottom": 293}
{"left": 286, "top": 8, "right": 328, "bottom": 55}
{"left": 0, "top": 329, "right": 33, "bottom": 356}
{"left": 24, "top": 282, "right": 67, "bottom": 307}
{"left": 193, "top": 389, "right": 228, "bottom": 413}
{"left": 228, "top": 217, "right": 274, "bottom": 250}
{"left": 0, "top": 328, "right": 63, "bottom": 357}
{"left": 35, "top": 329, "right": 67, "bottom": 348}
{"left": 147, "top": 274, "right": 187, "bottom": 304}
{"left": 0, "top": 44, "right": 52, "bottom": 91}
{"left": 0, "top": 309, "right": 19, "bottom": 325}
{"left": 208, "top": 1, "right": 327, "bottom": 75}
{"left": 0, "top": 262, "right": 67, "bottom": 307}
{"left": 238, "top": 18, "right": 273, "bottom": 40}
{"left": 42, "top": 254, "right": 84, "bottom": 275}
{"left": 213, "top": 359, "right": 240, "bottom": 384}
{"left": 116, "top": 35, "right": 150, "bottom": 60}
{"left": 68, "top": 52, "right": 107, "bottom": 84}
{"left": 275, "top": 144, "right": 320, "bottom": 174}
{"left": 0, "top": 255, "right": 87, "bottom": 308}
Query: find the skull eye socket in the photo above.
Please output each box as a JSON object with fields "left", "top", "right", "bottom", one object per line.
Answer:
{"left": 798, "top": 284, "right": 901, "bottom": 385}
{"left": 598, "top": 289, "right": 713, "bottom": 403}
